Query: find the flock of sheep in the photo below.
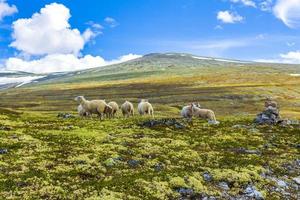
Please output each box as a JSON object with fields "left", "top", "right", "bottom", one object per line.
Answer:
{"left": 74, "top": 96, "right": 219, "bottom": 124}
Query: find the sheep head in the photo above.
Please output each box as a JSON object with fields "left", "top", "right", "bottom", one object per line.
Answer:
{"left": 74, "top": 96, "right": 85, "bottom": 103}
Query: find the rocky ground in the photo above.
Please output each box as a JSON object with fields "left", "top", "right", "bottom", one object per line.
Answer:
{"left": 0, "top": 108, "right": 299, "bottom": 199}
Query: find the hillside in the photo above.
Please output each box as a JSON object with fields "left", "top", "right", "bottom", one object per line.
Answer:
{"left": 0, "top": 53, "right": 299, "bottom": 199}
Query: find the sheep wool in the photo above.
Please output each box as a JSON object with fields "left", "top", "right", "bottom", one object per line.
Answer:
{"left": 77, "top": 104, "right": 88, "bottom": 117}
{"left": 108, "top": 101, "right": 119, "bottom": 118}
{"left": 138, "top": 99, "right": 154, "bottom": 117}
{"left": 121, "top": 101, "right": 134, "bottom": 117}
{"left": 74, "top": 96, "right": 107, "bottom": 119}
{"left": 181, "top": 105, "right": 193, "bottom": 120}
{"left": 192, "top": 105, "right": 218, "bottom": 123}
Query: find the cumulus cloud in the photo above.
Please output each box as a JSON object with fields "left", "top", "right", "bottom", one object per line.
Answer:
{"left": 4, "top": 3, "right": 140, "bottom": 74}
{"left": 273, "top": 0, "right": 300, "bottom": 28}
{"left": 217, "top": 10, "right": 244, "bottom": 23}
{"left": 5, "top": 53, "right": 142, "bottom": 74}
{"left": 230, "top": 0, "right": 256, "bottom": 7}
{"left": 0, "top": 0, "right": 17, "bottom": 21}
{"left": 256, "top": 50, "right": 300, "bottom": 64}
{"left": 10, "top": 3, "right": 96, "bottom": 55}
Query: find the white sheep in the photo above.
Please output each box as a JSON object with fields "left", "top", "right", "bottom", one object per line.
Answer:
{"left": 74, "top": 96, "right": 107, "bottom": 120}
{"left": 121, "top": 101, "right": 134, "bottom": 117}
{"left": 138, "top": 99, "right": 154, "bottom": 117}
{"left": 192, "top": 104, "right": 219, "bottom": 124}
{"left": 77, "top": 104, "right": 89, "bottom": 117}
{"left": 108, "top": 101, "right": 119, "bottom": 118}
{"left": 181, "top": 104, "right": 193, "bottom": 121}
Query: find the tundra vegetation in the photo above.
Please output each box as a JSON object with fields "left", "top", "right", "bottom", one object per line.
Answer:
{"left": 0, "top": 54, "right": 299, "bottom": 199}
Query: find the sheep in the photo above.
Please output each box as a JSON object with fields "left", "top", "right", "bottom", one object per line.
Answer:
{"left": 108, "top": 101, "right": 119, "bottom": 118}
{"left": 77, "top": 104, "right": 89, "bottom": 117}
{"left": 121, "top": 101, "right": 134, "bottom": 117}
{"left": 181, "top": 104, "right": 193, "bottom": 122}
{"left": 191, "top": 103, "right": 219, "bottom": 124}
{"left": 138, "top": 99, "right": 154, "bottom": 117}
{"left": 103, "top": 104, "right": 113, "bottom": 118}
{"left": 74, "top": 96, "right": 107, "bottom": 120}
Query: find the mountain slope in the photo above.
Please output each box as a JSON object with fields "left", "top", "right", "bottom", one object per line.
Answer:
{"left": 1, "top": 53, "right": 300, "bottom": 89}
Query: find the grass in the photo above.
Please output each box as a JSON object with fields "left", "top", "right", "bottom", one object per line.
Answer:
{"left": 0, "top": 63, "right": 299, "bottom": 199}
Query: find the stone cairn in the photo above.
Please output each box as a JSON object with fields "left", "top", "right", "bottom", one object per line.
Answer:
{"left": 254, "top": 98, "right": 281, "bottom": 125}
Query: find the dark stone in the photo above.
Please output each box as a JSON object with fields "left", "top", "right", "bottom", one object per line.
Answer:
{"left": 153, "top": 163, "right": 164, "bottom": 172}
{"left": 254, "top": 106, "right": 281, "bottom": 125}
{"left": 244, "top": 185, "right": 264, "bottom": 199}
{"left": 127, "top": 159, "right": 141, "bottom": 168}
{"left": 203, "top": 172, "right": 213, "bottom": 182}
{"left": 176, "top": 188, "right": 195, "bottom": 196}
{"left": 218, "top": 182, "right": 230, "bottom": 190}
{"left": 141, "top": 118, "right": 185, "bottom": 129}
{"left": 0, "top": 126, "right": 12, "bottom": 131}
{"left": 0, "top": 148, "right": 8, "bottom": 154}
{"left": 57, "top": 113, "right": 75, "bottom": 119}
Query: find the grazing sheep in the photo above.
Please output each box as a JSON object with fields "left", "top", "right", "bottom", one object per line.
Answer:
{"left": 108, "top": 101, "right": 119, "bottom": 118}
{"left": 192, "top": 104, "right": 219, "bottom": 124}
{"left": 138, "top": 99, "right": 154, "bottom": 117}
{"left": 181, "top": 104, "right": 193, "bottom": 121}
{"left": 77, "top": 104, "right": 89, "bottom": 117}
{"left": 74, "top": 96, "right": 107, "bottom": 120}
{"left": 103, "top": 104, "right": 113, "bottom": 118}
{"left": 121, "top": 101, "right": 134, "bottom": 117}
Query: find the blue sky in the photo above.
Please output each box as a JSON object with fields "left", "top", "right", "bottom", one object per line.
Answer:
{"left": 0, "top": 0, "right": 300, "bottom": 73}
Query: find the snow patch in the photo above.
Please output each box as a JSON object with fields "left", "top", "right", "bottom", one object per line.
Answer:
{"left": 192, "top": 56, "right": 212, "bottom": 60}
{"left": 213, "top": 58, "right": 251, "bottom": 64}
{"left": 290, "top": 74, "right": 300, "bottom": 77}
{"left": 0, "top": 76, "right": 45, "bottom": 87}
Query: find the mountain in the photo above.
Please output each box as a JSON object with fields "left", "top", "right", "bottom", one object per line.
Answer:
{"left": 1, "top": 53, "right": 300, "bottom": 89}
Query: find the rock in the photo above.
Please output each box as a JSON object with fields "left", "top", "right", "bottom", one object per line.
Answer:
{"left": 203, "top": 172, "right": 213, "bottom": 182}
{"left": 218, "top": 182, "right": 230, "bottom": 190}
{"left": 292, "top": 177, "right": 300, "bottom": 185}
{"left": 277, "top": 180, "right": 288, "bottom": 188}
{"left": 176, "top": 188, "right": 194, "bottom": 197}
{"left": 233, "top": 147, "right": 261, "bottom": 155}
{"left": 254, "top": 106, "right": 280, "bottom": 125}
{"left": 57, "top": 113, "right": 75, "bottom": 119}
{"left": 127, "top": 159, "right": 141, "bottom": 168}
{"left": 244, "top": 185, "right": 264, "bottom": 200}
{"left": 208, "top": 120, "right": 220, "bottom": 125}
{"left": 0, "top": 126, "right": 12, "bottom": 131}
{"left": 153, "top": 163, "right": 164, "bottom": 172}
{"left": 0, "top": 148, "right": 8, "bottom": 154}
{"left": 141, "top": 118, "right": 185, "bottom": 129}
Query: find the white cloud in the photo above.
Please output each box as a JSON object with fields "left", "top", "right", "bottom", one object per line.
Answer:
{"left": 230, "top": 0, "right": 256, "bottom": 7}
{"left": 217, "top": 10, "right": 244, "bottom": 23}
{"left": 256, "top": 50, "right": 300, "bottom": 64}
{"left": 279, "top": 51, "right": 300, "bottom": 63}
{"left": 104, "top": 17, "right": 119, "bottom": 28}
{"left": 4, "top": 3, "right": 141, "bottom": 74}
{"left": 273, "top": 0, "right": 300, "bottom": 28}
{"left": 5, "top": 53, "right": 142, "bottom": 74}
{"left": 0, "top": 0, "right": 17, "bottom": 21}
{"left": 10, "top": 3, "right": 96, "bottom": 56}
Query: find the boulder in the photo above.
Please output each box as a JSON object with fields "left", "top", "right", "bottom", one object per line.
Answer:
{"left": 254, "top": 106, "right": 280, "bottom": 125}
